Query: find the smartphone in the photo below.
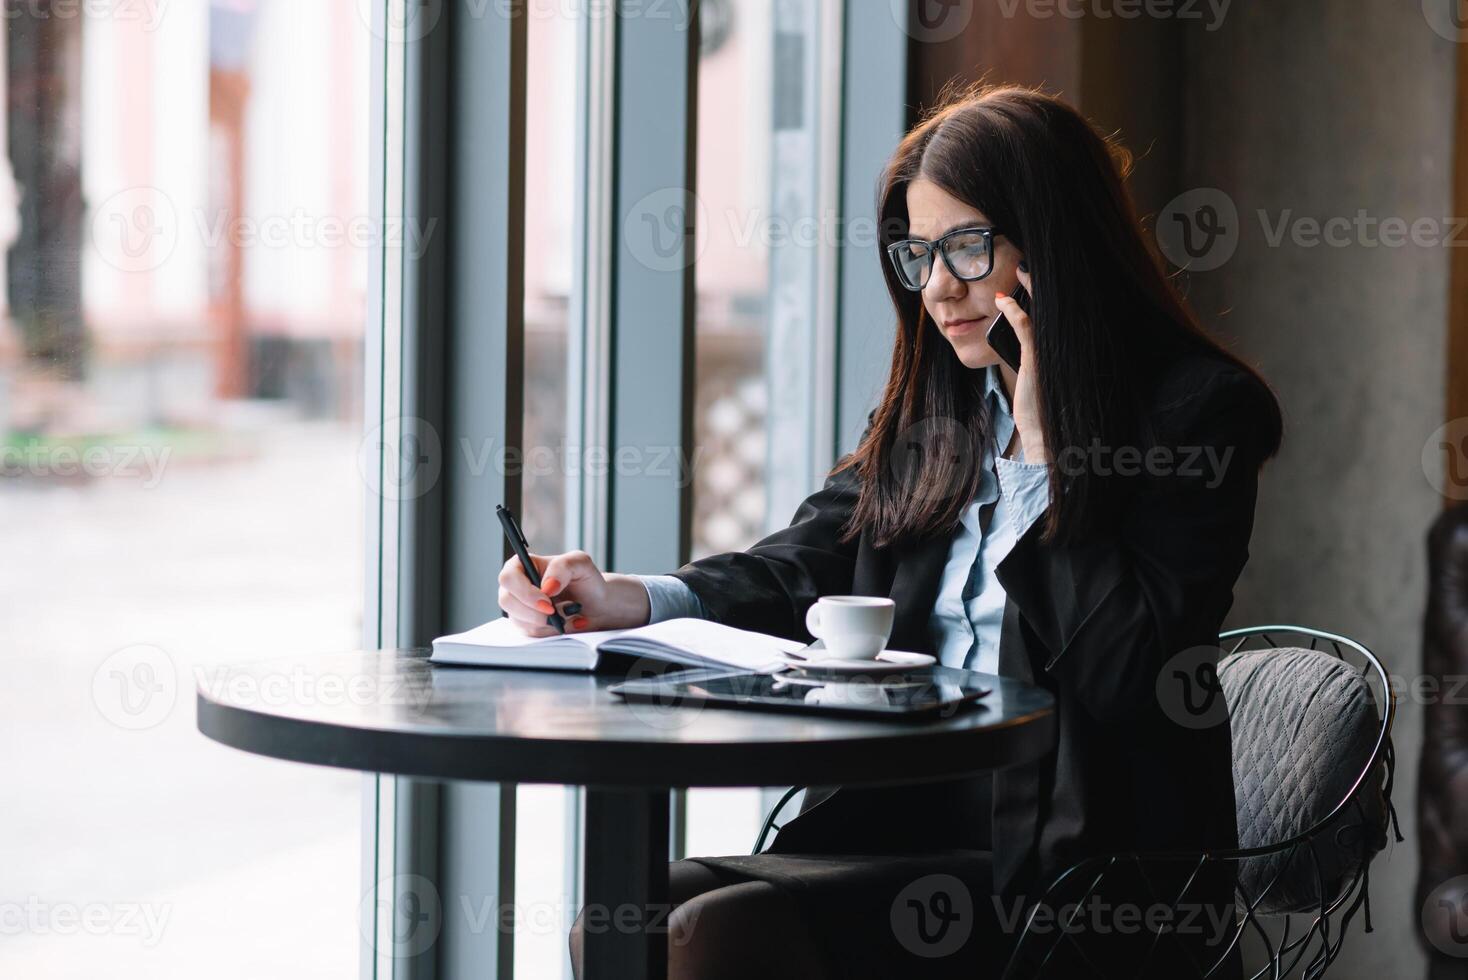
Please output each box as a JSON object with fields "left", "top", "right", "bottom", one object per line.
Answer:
{"left": 984, "top": 284, "right": 1031, "bottom": 372}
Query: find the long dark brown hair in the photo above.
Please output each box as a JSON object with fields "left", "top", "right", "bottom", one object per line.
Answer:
{"left": 833, "top": 82, "right": 1282, "bottom": 550}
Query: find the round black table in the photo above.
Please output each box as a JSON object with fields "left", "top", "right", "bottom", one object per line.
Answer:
{"left": 197, "top": 649, "right": 1055, "bottom": 979}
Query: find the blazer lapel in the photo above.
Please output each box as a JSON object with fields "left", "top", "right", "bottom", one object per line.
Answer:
{"left": 989, "top": 521, "right": 1053, "bottom": 898}
{"left": 887, "top": 524, "right": 1047, "bottom": 897}
{"left": 991, "top": 594, "right": 1045, "bottom": 898}
{"left": 995, "top": 511, "right": 1128, "bottom": 667}
{"left": 886, "top": 530, "right": 953, "bottom": 655}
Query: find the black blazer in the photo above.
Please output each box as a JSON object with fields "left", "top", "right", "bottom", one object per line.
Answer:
{"left": 669, "top": 352, "right": 1274, "bottom": 903}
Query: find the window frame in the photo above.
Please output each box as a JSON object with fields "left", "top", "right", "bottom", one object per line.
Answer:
{"left": 367, "top": 0, "right": 911, "bottom": 975}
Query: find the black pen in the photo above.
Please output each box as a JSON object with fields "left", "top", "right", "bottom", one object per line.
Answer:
{"left": 496, "top": 503, "right": 567, "bottom": 634}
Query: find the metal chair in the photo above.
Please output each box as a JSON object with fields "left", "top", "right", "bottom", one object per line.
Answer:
{"left": 752, "top": 785, "right": 803, "bottom": 856}
{"left": 751, "top": 625, "right": 1400, "bottom": 980}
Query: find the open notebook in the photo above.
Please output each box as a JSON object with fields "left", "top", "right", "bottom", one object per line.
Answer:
{"left": 430, "top": 616, "right": 809, "bottom": 672}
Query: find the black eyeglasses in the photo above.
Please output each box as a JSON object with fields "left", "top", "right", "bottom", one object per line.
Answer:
{"left": 886, "top": 226, "right": 998, "bottom": 291}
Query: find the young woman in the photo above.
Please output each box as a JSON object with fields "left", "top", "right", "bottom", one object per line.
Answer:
{"left": 501, "top": 84, "right": 1282, "bottom": 979}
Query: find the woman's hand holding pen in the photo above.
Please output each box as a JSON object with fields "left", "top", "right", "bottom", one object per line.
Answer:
{"left": 497, "top": 550, "right": 653, "bottom": 638}
{"left": 994, "top": 264, "right": 1047, "bottom": 465}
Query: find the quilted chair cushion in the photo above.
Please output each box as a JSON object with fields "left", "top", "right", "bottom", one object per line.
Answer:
{"left": 1221, "top": 648, "right": 1388, "bottom": 915}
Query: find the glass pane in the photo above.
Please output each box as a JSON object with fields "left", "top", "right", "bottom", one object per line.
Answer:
{"left": 693, "top": 0, "right": 773, "bottom": 564}
{"left": 515, "top": 5, "right": 582, "bottom": 978}
{"left": 0, "top": 2, "right": 370, "bottom": 976}
{"left": 687, "top": 0, "right": 838, "bottom": 854}
{"left": 519, "top": 4, "right": 578, "bottom": 556}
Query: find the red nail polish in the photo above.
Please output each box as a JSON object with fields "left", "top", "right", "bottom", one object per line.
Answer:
{"left": 541, "top": 577, "right": 560, "bottom": 595}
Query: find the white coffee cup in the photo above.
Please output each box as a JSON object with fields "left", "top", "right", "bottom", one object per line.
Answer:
{"left": 803, "top": 595, "right": 895, "bottom": 661}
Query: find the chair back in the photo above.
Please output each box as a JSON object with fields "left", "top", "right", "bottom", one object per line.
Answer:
{"left": 1221, "top": 644, "right": 1390, "bottom": 914}
{"left": 998, "top": 626, "right": 1399, "bottom": 979}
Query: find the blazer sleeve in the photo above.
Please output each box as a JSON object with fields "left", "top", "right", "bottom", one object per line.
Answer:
{"left": 995, "top": 366, "right": 1270, "bottom": 725}
{"left": 666, "top": 415, "right": 871, "bottom": 641}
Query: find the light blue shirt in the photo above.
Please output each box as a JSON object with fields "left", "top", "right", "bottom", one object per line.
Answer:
{"left": 931, "top": 366, "right": 1051, "bottom": 674}
{"left": 636, "top": 365, "right": 1051, "bottom": 677}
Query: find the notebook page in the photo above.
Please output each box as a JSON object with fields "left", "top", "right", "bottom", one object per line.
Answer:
{"left": 598, "top": 618, "right": 806, "bottom": 670}
{"left": 430, "top": 617, "right": 636, "bottom": 669}
{"left": 435, "top": 616, "right": 628, "bottom": 649}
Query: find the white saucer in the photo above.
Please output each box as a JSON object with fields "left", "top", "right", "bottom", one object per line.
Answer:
{"left": 788, "top": 648, "right": 937, "bottom": 676}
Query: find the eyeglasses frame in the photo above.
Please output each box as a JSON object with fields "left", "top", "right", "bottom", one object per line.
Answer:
{"left": 885, "top": 225, "right": 1000, "bottom": 292}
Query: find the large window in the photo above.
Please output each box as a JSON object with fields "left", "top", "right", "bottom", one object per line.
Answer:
{"left": 514, "top": 5, "right": 583, "bottom": 978}
{"left": 510, "top": 0, "right": 848, "bottom": 966}
{"left": 1, "top": 2, "right": 371, "bottom": 975}
{"left": 0, "top": 0, "right": 903, "bottom": 975}
{"left": 686, "top": 0, "right": 843, "bottom": 858}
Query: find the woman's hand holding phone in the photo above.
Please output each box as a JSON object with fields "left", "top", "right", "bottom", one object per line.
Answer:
{"left": 994, "top": 266, "right": 1048, "bottom": 464}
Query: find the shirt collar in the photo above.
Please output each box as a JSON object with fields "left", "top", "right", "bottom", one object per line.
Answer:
{"left": 981, "top": 364, "right": 1018, "bottom": 463}
{"left": 983, "top": 364, "right": 1011, "bottom": 419}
